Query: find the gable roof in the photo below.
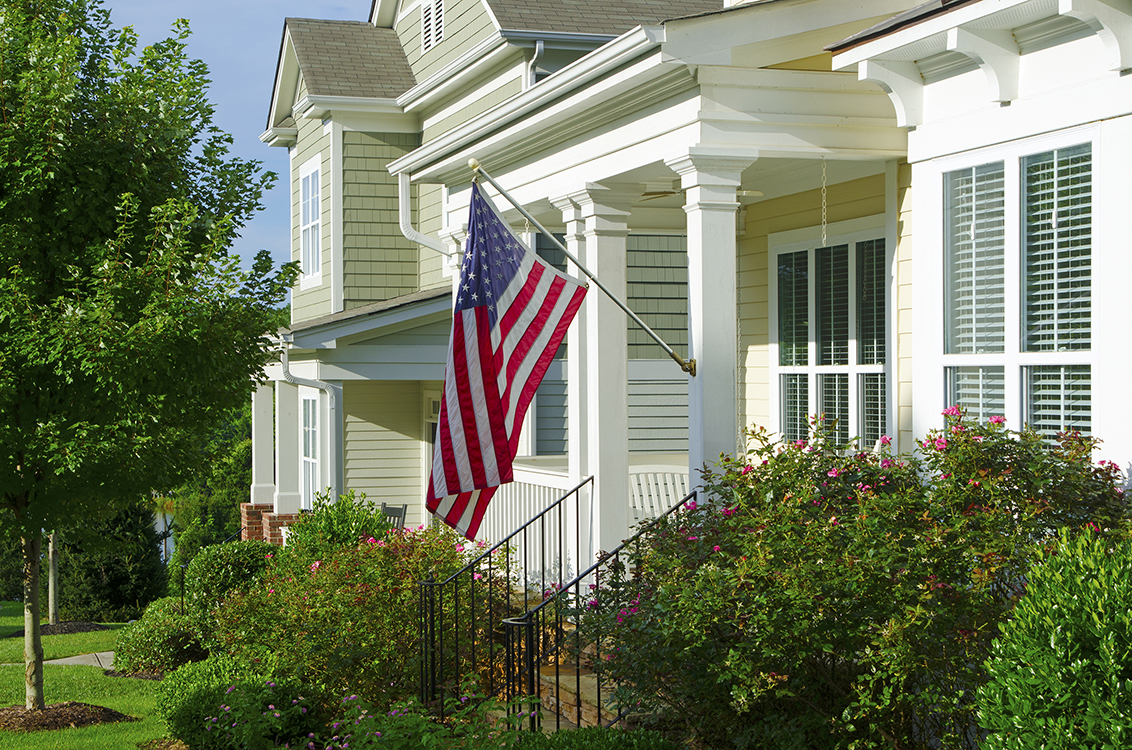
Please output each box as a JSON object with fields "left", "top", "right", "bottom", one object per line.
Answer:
{"left": 285, "top": 18, "right": 416, "bottom": 99}
{"left": 486, "top": 0, "right": 723, "bottom": 36}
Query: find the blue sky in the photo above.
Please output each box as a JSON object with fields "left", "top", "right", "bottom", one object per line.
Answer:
{"left": 106, "top": 1, "right": 368, "bottom": 270}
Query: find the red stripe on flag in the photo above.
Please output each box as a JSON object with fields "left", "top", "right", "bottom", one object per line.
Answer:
{"left": 475, "top": 306, "right": 512, "bottom": 485}
{"left": 451, "top": 311, "right": 488, "bottom": 488}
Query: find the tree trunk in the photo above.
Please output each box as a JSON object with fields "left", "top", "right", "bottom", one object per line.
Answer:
{"left": 22, "top": 534, "right": 44, "bottom": 710}
{"left": 47, "top": 531, "right": 58, "bottom": 626}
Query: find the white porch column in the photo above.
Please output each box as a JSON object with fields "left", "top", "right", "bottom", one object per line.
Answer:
{"left": 552, "top": 194, "right": 589, "bottom": 577}
{"left": 250, "top": 384, "right": 275, "bottom": 505}
{"left": 274, "top": 379, "right": 302, "bottom": 514}
{"left": 667, "top": 154, "right": 755, "bottom": 480}
{"left": 571, "top": 184, "right": 632, "bottom": 559}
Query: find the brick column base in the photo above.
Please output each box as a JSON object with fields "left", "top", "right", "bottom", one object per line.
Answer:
{"left": 240, "top": 503, "right": 267, "bottom": 542}
{"left": 262, "top": 512, "right": 302, "bottom": 546}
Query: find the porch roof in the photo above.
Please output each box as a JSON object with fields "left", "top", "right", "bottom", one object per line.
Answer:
{"left": 285, "top": 287, "right": 452, "bottom": 350}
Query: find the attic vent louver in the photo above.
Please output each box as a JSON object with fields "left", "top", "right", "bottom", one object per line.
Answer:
{"left": 422, "top": 0, "right": 444, "bottom": 52}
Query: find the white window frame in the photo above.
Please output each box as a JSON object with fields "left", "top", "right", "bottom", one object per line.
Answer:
{"left": 298, "top": 154, "right": 322, "bottom": 289}
{"left": 769, "top": 216, "right": 893, "bottom": 446}
{"left": 421, "top": 0, "right": 444, "bottom": 53}
{"left": 300, "top": 389, "right": 320, "bottom": 511}
{"left": 924, "top": 125, "right": 1097, "bottom": 436}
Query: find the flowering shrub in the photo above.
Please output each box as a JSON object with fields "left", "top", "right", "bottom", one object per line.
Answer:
{"left": 285, "top": 489, "right": 393, "bottom": 559}
{"left": 156, "top": 653, "right": 263, "bottom": 749}
{"left": 978, "top": 528, "right": 1132, "bottom": 749}
{"left": 204, "top": 676, "right": 324, "bottom": 750}
{"left": 214, "top": 523, "right": 474, "bottom": 710}
{"left": 582, "top": 414, "right": 1126, "bottom": 749}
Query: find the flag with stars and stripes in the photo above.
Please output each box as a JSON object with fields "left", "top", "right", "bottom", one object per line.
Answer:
{"left": 426, "top": 183, "right": 587, "bottom": 539}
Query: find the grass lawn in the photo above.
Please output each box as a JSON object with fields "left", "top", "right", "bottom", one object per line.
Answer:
{"left": 0, "top": 664, "right": 165, "bottom": 749}
{"left": 0, "top": 601, "right": 124, "bottom": 664}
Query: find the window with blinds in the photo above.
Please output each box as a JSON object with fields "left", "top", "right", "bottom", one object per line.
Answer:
{"left": 1023, "top": 144, "right": 1091, "bottom": 352}
{"left": 944, "top": 163, "right": 1005, "bottom": 354}
{"left": 775, "top": 236, "right": 887, "bottom": 445}
{"left": 1026, "top": 365, "right": 1090, "bottom": 439}
{"left": 945, "top": 366, "right": 1005, "bottom": 421}
{"left": 778, "top": 250, "right": 808, "bottom": 367}
{"left": 817, "top": 245, "right": 849, "bottom": 366}
{"left": 857, "top": 239, "right": 886, "bottom": 365}
{"left": 819, "top": 374, "right": 850, "bottom": 445}
{"left": 781, "top": 374, "right": 808, "bottom": 443}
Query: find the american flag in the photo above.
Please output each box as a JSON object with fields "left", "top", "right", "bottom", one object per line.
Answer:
{"left": 426, "top": 183, "right": 587, "bottom": 539}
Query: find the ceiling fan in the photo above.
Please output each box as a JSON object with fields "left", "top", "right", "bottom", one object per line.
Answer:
{"left": 639, "top": 187, "right": 764, "bottom": 202}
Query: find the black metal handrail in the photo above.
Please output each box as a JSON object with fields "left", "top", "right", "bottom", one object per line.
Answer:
{"left": 418, "top": 476, "right": 593, "bottom": 713}
{"left": 501, "top": 489, "right": 698, "bottom": 731}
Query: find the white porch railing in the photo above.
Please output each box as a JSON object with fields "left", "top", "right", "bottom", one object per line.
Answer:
{"left": 477, "top": 454, "right": 690, "bottom": 586}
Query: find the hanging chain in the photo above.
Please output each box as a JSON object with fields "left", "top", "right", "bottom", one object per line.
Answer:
{"left": 821, "top": 157, "right": 828, "bottom": 247}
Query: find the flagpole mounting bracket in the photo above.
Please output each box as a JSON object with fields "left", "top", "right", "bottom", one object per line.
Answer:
{"left": 674, "top": 354, "right": 696, "bottom": 377}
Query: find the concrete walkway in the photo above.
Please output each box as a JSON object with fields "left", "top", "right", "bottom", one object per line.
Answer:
{"left": 2, "top": 651, "right": 115, "bottom": 669}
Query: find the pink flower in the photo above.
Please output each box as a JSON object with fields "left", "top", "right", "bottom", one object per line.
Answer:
{"left": 827, "top": 468, "right": 840, "bottom": 478}
{"left": 366, "top": 537, "right": 376, "bottom": 544}
{"left": 989, "top": 415, "right": 1006, "bottom": 425}
{"left": 712, "top": 545, "right": 721, "bottom": 552}
{"left": 310, "top": 560, "right": 321, "bottom": 572}
{"left": 473, "top": 572, "right": 483, "bottom": 581}
{"left": 741, "top": 465, "right": 753, "bottom": 475}
{"left": 879, "top": 435, "right": 892, "bottom": 446}
{"left": 687, "top": 535, "right": 698, "bottom": 541}
{"left": 934, "top": 438, "right": 947, "bottom": 451}
{"left": 722, "top": 506, "right": 737, "bottom": 517}
{"left": 880, "top": 458, "right": 894, "bottom": 469}
{"left": 829, "top": 516, "right": 839, "bottom": 526}
{"left": 686, "top": 500, "right": 698, "bottom": 511}
{"left": 942, "top": 405, "right": 961, "bottom": 417}
{"left": 972, "top": 435, "right": 984, "bottom": 442}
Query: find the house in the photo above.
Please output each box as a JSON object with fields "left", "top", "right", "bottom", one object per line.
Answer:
{"left": 242, "top": 0, "right": 1132, "bottom": 554}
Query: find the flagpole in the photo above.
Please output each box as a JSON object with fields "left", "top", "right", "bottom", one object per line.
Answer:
{"left": 468, "top": 159, "right": 696, "bottom": 377}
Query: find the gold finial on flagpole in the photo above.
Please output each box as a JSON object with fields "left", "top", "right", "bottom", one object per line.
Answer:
{"left": 468, "top": 158, "right": 481, "bottom": 182}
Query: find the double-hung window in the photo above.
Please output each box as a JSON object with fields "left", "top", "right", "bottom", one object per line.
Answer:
{"left": 940, "top": 135, "right": 1092, "bottom": 439}
{"left": 299, "top": 156, "right": 321, "bottom": 287}
{"left": 772, "top": 221, "right": 890, "bottom": 446}
{"left": 301, "top": 393, "right": 319, "bottom": 511}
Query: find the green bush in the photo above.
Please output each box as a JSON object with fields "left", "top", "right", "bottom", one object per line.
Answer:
{"left": 978, "top": 528, "right": 1132, "bottom": 749}
{"left": 284, "top": 488, "right": 392, "bottom": 558}
{"left": 184, "top": 538, "right": 273, "bottom": 645}
{"left": 514, "top": 727, "right": 683, "bottom": 750}
{"left": 114, "top": 596, "right": 207, "bottom": 675}
{"left": 581, "top": 413, "right": 1125, "bottom": 750}
{"left": 157, "top": 653, "right": 260, "bottom": 749}
{"left": 58, "top": 498, "right": 168, "bottom": 621}
{"left": 214, "top": 523, "right": 473, "bottom": 710}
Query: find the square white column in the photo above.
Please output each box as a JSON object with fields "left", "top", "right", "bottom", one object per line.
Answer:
{"left": 273, "top": 380, "right": 302, "bottom": 514}
{"left": 250, "top": 384, "right": 275, "bottom": 505}
{"left": 667, "top": 154, "right": 755, "bottom": 481}
{"left": 571, "top": 184, "right": 633, "bottom": 558}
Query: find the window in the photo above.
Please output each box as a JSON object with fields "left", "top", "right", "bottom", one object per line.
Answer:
{"left": 301, "top": 394, "right": 318, "bottom": 511}
{"left": 421, "top": 0, "right": 444, "bottom": 52}
{"left": 299, "top": 156, "right": 321, "bottom": 285}
{"left": 772, "top": 228, "right": 889, "bottom": 446}
{"left": 940, "top": 138, "right": 1092, "bottom": 440}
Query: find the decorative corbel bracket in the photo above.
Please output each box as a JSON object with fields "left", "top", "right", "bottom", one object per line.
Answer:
{"left": 1060, "top": 0, "right": 1132, "bottom": 72}
{"left": 858, "top": 59, "right": 924, "bottom": 129}
{"left": 947, "top": 27, "right": 1020, "bottom": 103}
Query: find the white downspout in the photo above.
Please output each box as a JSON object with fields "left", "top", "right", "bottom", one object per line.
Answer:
{"left": 276, "top": 337, "right": 343, "bottom": 502}
{"left": 526, "top": 40, "right": 545, "bottom": 89}
{"left": 398, "top": 171, "right": 451, "bottom": 257}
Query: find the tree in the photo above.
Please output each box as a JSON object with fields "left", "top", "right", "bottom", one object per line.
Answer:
{"left": 0, "top": 1, "right": 294, "bottom": 709}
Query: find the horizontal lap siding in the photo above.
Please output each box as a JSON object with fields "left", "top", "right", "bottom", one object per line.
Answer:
{"left": 627, "top": 235, "right": 688, "bottom": 360}
{"left": 535, "top": 380, "right": 567, "bottom": 455}
{"left": 343, "top": 380, "right": 426, "bottom": 527}
{"left": 738, "top": 173, "right": 886, "bottom": 439}
{"left": 342, "top": 131, "right": 422, "bottom": 308}
{"left": 629, "top": 379, "right": 688, "bottom": 453}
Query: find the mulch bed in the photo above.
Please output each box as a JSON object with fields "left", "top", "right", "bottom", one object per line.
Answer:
{"left": 0, "top": 701, "right": 137, "bottom": 732}
{"left": 4, "top": 621, "right": 110, "bottom": 638}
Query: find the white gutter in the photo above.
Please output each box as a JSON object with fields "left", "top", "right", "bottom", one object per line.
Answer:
{"left": 398, "top": 171, "right": 451, "bottom": 257}
{"left": 525, "top": 39, "right": 545, "bottom": 90}
{"left": 276, "top": 338, "right": 344, "bottom": 502}
{"left": 387, "top": 24, "right": 665, "bottom": 177}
